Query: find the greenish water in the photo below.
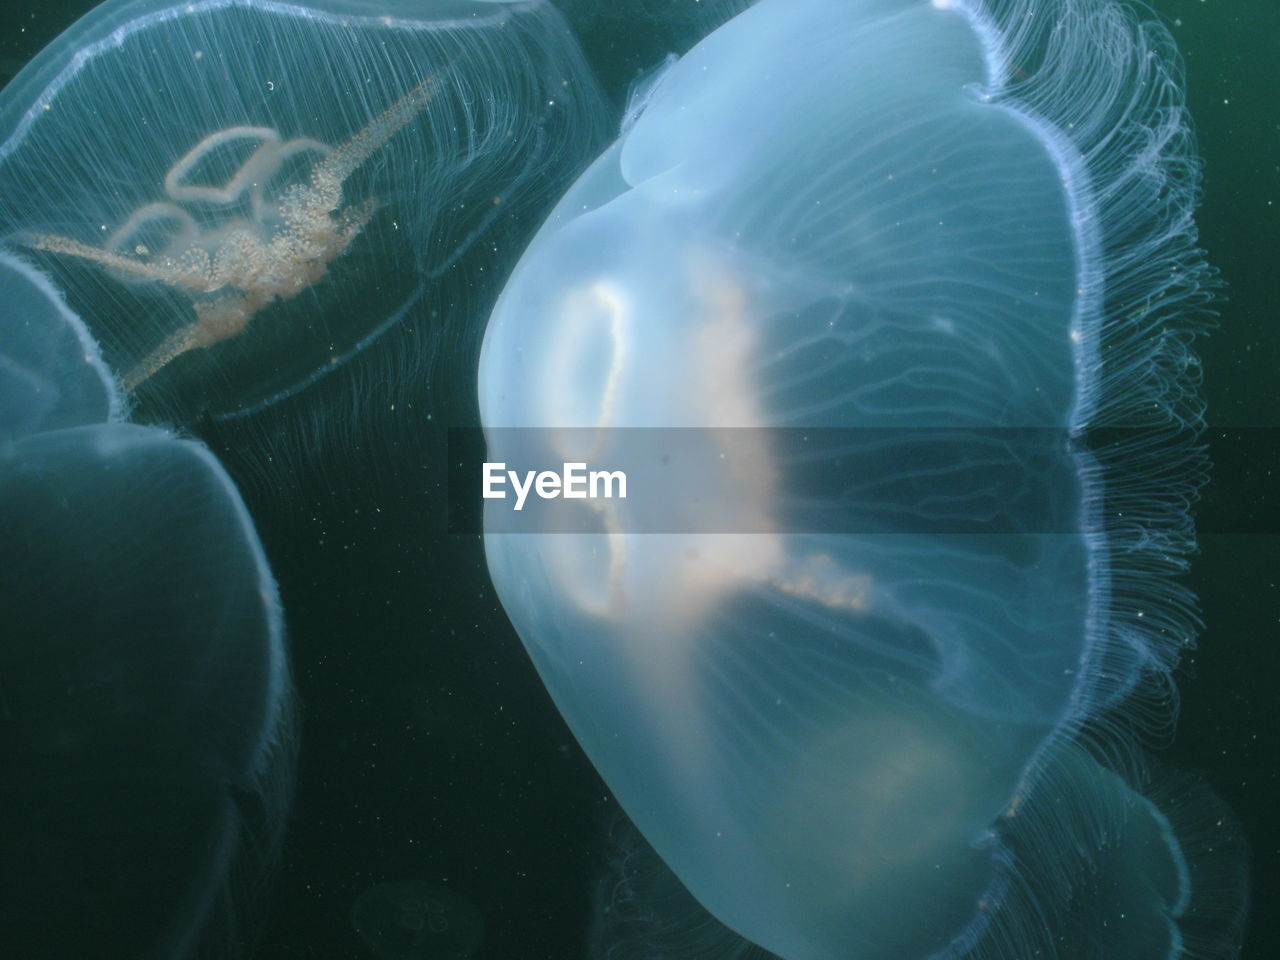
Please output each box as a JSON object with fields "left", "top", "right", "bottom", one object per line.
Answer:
{"left": 1146, "top": 6, "right": 1280, "bottom": 960}
{"left": 1, "top": 2, "right": 1275, "bottom": 958}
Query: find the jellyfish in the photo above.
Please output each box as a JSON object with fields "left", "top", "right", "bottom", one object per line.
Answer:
{"left": 478, "top": 1, "right": 1248, "bottom": 959}
{"left": 0, "top": 251, "right": 295, "bottom": 957}
{"left": 0, "top": 0, "right": 608, "bottom": 425}
{"left": 28, "top": 74, "right": 446, "bottom": 394}
{"left": 351, "top": 881, "right": 484, "bottom": 960}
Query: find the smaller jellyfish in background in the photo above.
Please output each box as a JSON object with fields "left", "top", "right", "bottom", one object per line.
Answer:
{"left": 351, "top": 881, "right": 484, "bottom": 960}
{"left": 0, "top": 251, "right": 295, "bottom": 958}
{"left": 0, "top": 0, "right": 610, "bottom": 427}
{"left": 29, "top": 73, "right": 448, "bottom": 393}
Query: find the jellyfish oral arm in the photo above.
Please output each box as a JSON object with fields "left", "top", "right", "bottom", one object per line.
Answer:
{"left": 27, "top": 232, "right": 219, "bottom": 292}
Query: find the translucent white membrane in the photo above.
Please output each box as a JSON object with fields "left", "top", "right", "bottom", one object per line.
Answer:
{"left": 480, "top": 1, "right": 1244, "bottom": 958}
{"left": 0, "top": 251, "right": 293, "bottom": 957}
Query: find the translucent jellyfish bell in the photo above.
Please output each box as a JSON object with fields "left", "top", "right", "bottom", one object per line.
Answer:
{"left": 0, "top": 0, "right": 608, "bottom": 422}
{"left": 0, "top": 252, "right": 294, "bottom": 957}
{"left": 480, "top": 1, "right": 1246, "bottom": 959}
{"left": 556, "top": 0, "right": 750, "bottom": 103}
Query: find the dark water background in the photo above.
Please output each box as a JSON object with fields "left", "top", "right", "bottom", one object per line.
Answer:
{"left": 1, "top": 1, "right": 1275, "bottom": 958}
